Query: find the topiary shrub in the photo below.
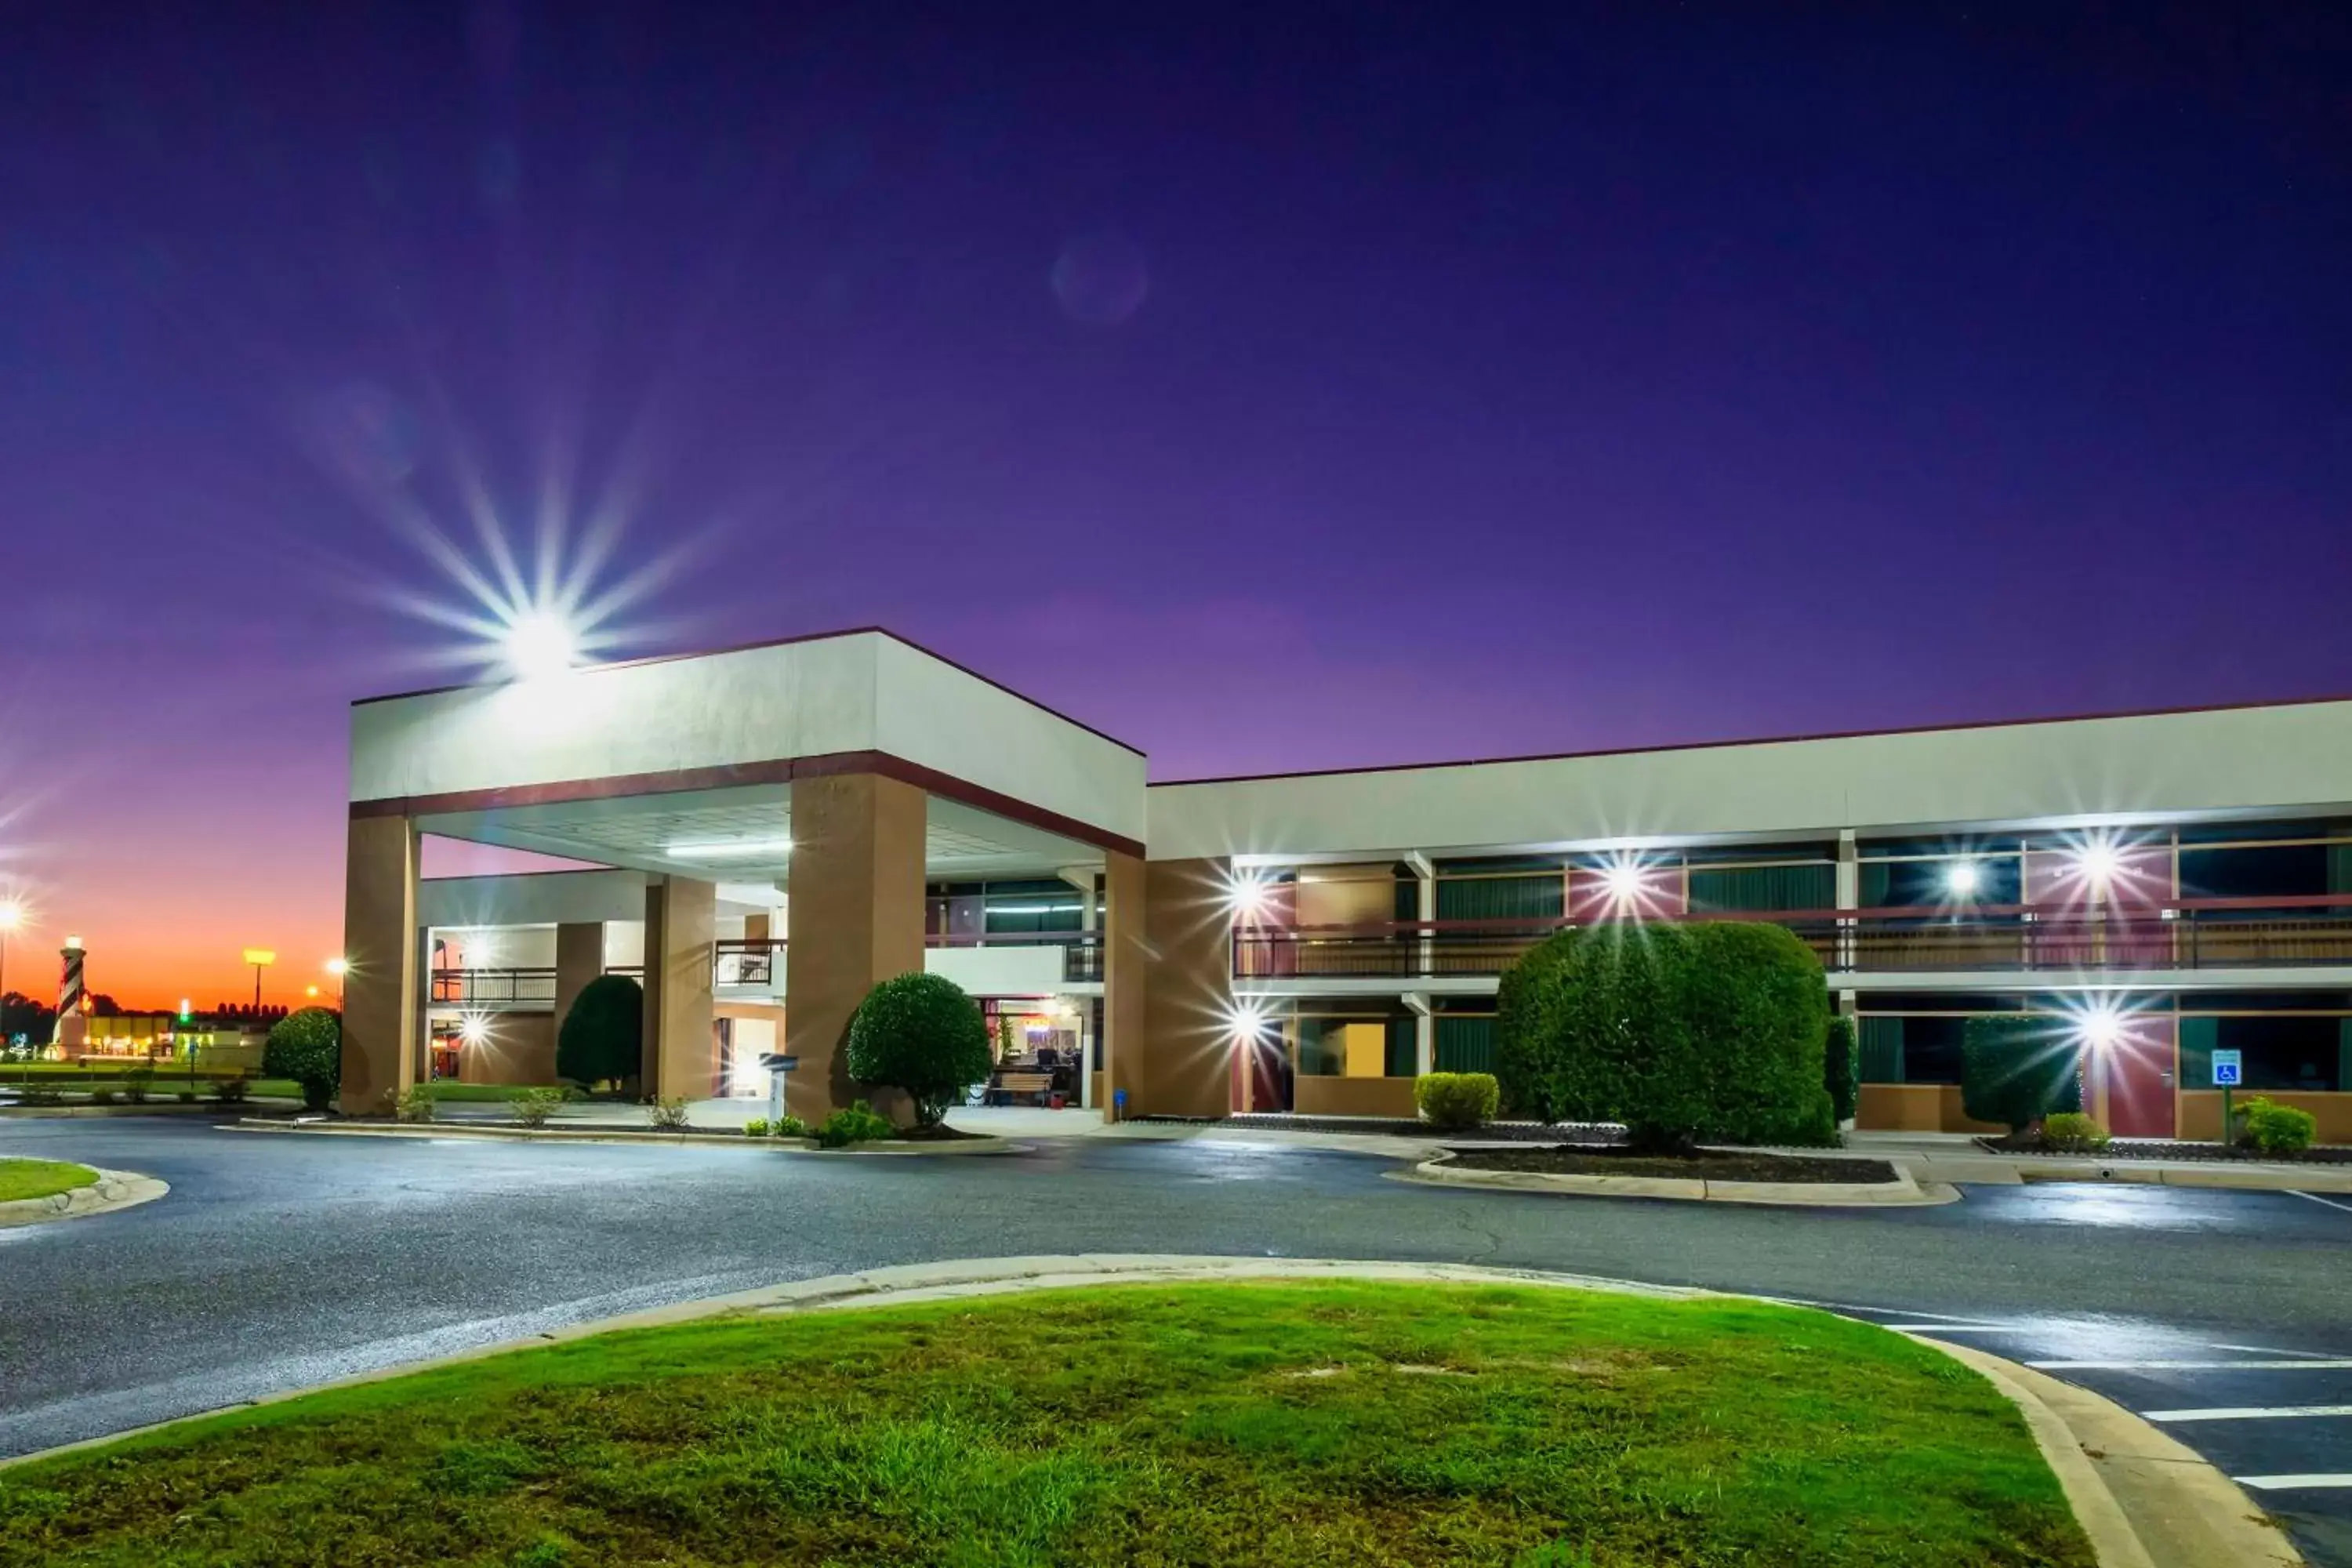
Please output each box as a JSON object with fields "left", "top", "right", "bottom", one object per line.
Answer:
{"left": 1824, "top": 1014, "right": 1859, "bottom": 1125}
{"left": 557, "top": 974, "right": 644, "bottom": 1091}
{"left": 1961, "top": 1017, "right": 2082, "bottom": 1134}
{"left": 1497, "top": 921, "right": 1834, "bottom": 1152}
{"left": 817, "top": 1100, "right": 897, "bottom": 1148}
{"left": 263, "top": 1006, "right": 343, "bottom": 1112}
{"left": 845, "top": 972, "right": 992, "bottom": 1127}
{"left": 2238, "top": 1097, "right": 2317, "bottom": 1156}
{"left": 1415, "top": 1072, "right": 1499, "bottom": 1132}
{"left": 2038, "top": 1111, "right": 2110, "bottom": 1153}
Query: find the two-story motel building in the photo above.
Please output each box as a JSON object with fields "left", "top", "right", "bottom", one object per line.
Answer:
{"left": 342, "top": 628, "right": 2352, "bottom": 1141}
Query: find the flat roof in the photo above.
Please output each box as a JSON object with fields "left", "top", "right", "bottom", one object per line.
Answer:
{"left": 1147, "top": 689, "right": 2352, "bottom": 788}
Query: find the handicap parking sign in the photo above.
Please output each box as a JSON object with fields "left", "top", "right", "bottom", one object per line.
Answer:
{"left": 2210, "top": 1048, "right": 2242, "bottom": 1087}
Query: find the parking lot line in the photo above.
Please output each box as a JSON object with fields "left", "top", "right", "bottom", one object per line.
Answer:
{"left": 2143, "top": 1406, "right": 2352, "bottom": 1423}
{"left": 1885, "top": 1323, "right": 2020, "bottom": 1334}
{"left": 2235, "top": 1474, "right": 2352, "bottom": 1491}
{"left": 2027, "top": 1359, "right": 2352, "bottom": 1370}
{"left": 2289, "top": 1191, "right": 2352, "bottom": 1215}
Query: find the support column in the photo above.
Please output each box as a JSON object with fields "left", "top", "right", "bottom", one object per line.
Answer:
{"left": 641, "top": 877, "right": 715, "bottom": 1101}
{"left": 1102, "top": 850, "right": 1146, "bottom": 1117}
{"left": 783, "top": 771, "right": 926, "bottom": 1123}
{"left": 339, "top": 814, "right": 419, "bottom": 1113}
{"left": 553, "top": 921, "right": 604, "bottom": 1043}
{"left": 1405, "top": 991, "right": 1435, "bottom": 1076}
{"left": 1135, "top": 856, "right": 1237, "bottom": 1119}
{"left": 1835, "top": 829, "right": 1859, "bottom": 972}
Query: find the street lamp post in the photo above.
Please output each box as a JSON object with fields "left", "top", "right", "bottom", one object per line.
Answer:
{"left": 0, "top": 901, "right": 19, "bottom": 1078}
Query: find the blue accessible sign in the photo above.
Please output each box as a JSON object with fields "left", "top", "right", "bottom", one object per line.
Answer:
{"left": 2210, "top": 1049, "right": 2242, "bottom": 1087}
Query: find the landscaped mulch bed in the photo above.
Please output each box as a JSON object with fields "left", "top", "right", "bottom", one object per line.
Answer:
{"left": 1447, "top": 1145, "right": 1900, "bottom": 1183}
{"left": 1149, "top": 1113, "right": 1625, "bottom": 1144}
{"left": 1974, "top": 1134, "right": 2352, "bottom": 1164}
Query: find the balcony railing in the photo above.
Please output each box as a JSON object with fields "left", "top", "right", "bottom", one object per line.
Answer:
{"left": 713, "top": 940, "right": 785, "bottom": 987}
{"left": 1232, "top": 898, "right": 2352, "bottom": 980}
{"left": 926, "top": 930, "right": 1105, "bottom": 984}
{"left": 430, "top": 967, "right": 557, "bottom": 1004}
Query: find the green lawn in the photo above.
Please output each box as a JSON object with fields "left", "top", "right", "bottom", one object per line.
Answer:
{"left": 0, "top": 1158, "right": 98, "bottom": 1203}
{"left": 2, "top": 1070, "right": 299, "bottom": 1101}
{"left": 0, "top": 1281, "right": 2092, "bottom": 1567}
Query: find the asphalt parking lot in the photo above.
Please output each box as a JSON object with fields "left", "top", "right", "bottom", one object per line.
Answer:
{"left": 5, "top": 1118, "right": 2350, "bottom": 1562}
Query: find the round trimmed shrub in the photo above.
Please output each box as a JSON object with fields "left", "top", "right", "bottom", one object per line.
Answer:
{"left": 557, "top": 973, "right": 644, "bottom": 1090}
{"left": 1497, "top": 921, "right": 1834, "bottom": 1151}
{"left": 1415, "top": 1072, "right": 1499, "bottom": 1132}
{"left": 845, "top": 972, "right": 992, "bottom": 1127}
{"left": 1960, "top": 1016, "right": 2082, "bottom": 1134}
{"left": 263, "top": 1006, "right": 343, "bottom": 1112}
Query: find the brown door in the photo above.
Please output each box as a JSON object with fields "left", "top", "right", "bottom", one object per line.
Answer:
{"left": 2105, "top": 1016, "right": 2176, "bottom": 1138}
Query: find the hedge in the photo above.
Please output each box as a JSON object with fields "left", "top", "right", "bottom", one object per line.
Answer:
{"left": 845, "top": 972, "right": 992, "bottom": 1127}
{"left": 262, "top": 1007, "right": 342, "bottom": 1112}
{"left": 1496, "top": 921, "right": 1834, "bottom": 1150}
{"left": 1959, "top": 1017, "right": 2082, "bottom": 1134}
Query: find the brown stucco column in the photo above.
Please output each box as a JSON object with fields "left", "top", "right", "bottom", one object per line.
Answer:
{"left": 641, "top": 877, "right": 715, "bottom": 1100}
{"left": 339, "top": 814, "right": 419, "bottom": 1113}
{"left": 553, "top": 921, "right": 604, "bottom": 1042}
{"left": 1136, "top": 855, "right": 1236, "bottom": 1118}
{"left": 1101, "top": 850, "right": 1146, "bottom": 1117}
{"left": 784, "top": 771, "right": 926, "bottom": 1123}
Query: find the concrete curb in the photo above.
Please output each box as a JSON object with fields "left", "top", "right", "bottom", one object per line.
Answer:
{"left": 1389, "top": 1150, "right": 1962, "bottom": 1207}
{"left": 0, "top": 1166, "right": 169, "bottom": 1229}
{"left": 2013, "top": 1162, "right": 2352, "bottom": 1193}
{"left": 0, "top": 1102, "right": 294, "bottom": 1120}
{"left": 1929, "top": 1341, "right": 2303, "bottom": 1568}
{"left": 0, "top": 1253, "right": 2280, "bottom": 1566}
{"left": 226, "top": 1118, "right": 1027, "bottom": 1156}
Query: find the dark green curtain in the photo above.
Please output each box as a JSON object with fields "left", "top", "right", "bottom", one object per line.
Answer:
{"left": 1859, "top": 1017, "right": 1904, "bottom": 1083}
{"left": 1393, "top": 873, "right": 1419, "bottom": 922}
{"left": 1386, "top": 1016, "right": 1418, "bottom": 1076}
{"left": 2330, "top": 840, "right": 2352, "bottom": 895}
{"left": 1859, "top": 861, "right": 1893, "bottom": 908}
{"left": 1436, "top": 876, "right": 1563, "bottom": 922}
{"left": 2340, "top": 1018, "right": 2352, "bottom": 1094}
{"left": 2178, "top": 1015, "right": 2217, "bottom": 1090}
{"left": 1435, "top": 1016, "right": 1496, "bottom": 1073}
{"left": 1688, "top": 864, "right": 1835, "bottom": 912}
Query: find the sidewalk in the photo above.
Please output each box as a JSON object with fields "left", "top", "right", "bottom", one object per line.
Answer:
{"left": 1844, "top": 1131, "right": 2352, "bottom": 1193}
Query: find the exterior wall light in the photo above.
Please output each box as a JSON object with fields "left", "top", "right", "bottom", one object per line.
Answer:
{"left": 1945, "top": 860, "right": 1980, "bottom": 898}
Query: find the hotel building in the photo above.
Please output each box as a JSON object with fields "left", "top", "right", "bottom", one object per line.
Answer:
{"left": 343, "top": 628, "right": 2352, "bottom": 1139}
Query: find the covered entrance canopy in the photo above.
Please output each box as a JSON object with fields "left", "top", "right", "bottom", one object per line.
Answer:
{"left": 343, "top": 630, "right": 1151, "bottom": 1121}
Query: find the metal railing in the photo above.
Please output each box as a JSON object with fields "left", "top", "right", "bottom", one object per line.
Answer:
{"left": 429, "top": 967, "right": 557, "bottom": 1004}
{"left": 1232, "top": 901, "right": 2352, "bottom": 980}
{"left": 925, "top": 930, "right": 1105, "bottom": 984}
{"left": 713, "top": 940, "right": 786, "bottom": 987}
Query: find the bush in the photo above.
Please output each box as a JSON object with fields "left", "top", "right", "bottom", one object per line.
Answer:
{"left": 510, "top": 1087, "right": 568, "bottom": 1129}
{"left": 124, "top": 1066, "right": 155, "bottom": 1105}
{"left": 742, "top": 1117, "right": 768, "bottom": 1137}
{"left": 1824, "top": 1015, "right": 1859, "bottom": 1124}
{"left": 90, "top": 1088, "right": 118, "bottom": 1105}
{"left": 557, "top": 975, "right": 644, "bottom": 1091}
{"left": 770, "top": 1114, "right": 809, "bottom": 1139}
{"left": 646, "top": 1096, "right": 691, "bottom": 1131}
{"left": 1960, "top": 1017, "right": 2082, "bottom": 1134}
{"left": 844, "top": 973, "right": 992, "bottom": 1127}
{"left": 209, "top": 1074, "right": 249, "bottom": 1105}
{"left": 264, "top": 1006, "right": 343, "bottom": 1112}
{"left": 2238, "top": 1097, "right": 2318, "bottom": 1156}
{"left": 2039, "top": 1112, "right": 2110, "bottom": 1153}
{"left": 817, "top": 1101, "right": 896, "bottom": 1149}
{"left": 1497, "top": 922, "right": 1834, "bottom": 1151}
{"left": 1415, "top": 1072, "right": 1499, "bottom": 1131}
{"left": 175, "top": 1088, "right": 196, "bottom": 1104}
{"left": 393, "top": 1085, "right": 435, "bottom": 1123}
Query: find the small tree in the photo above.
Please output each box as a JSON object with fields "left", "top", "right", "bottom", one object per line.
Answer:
{"left": 846, "top": 972, "right": 992, "bottom": 1127}
{"left": 1824, "top": 1014, "right": 1860, "bottom": 1125}
{"left": 263, "top": 1006, "right": 342, "bottom": 1112}
{"left": 1960, "top": 1015, "right": 2082, "bottom": 1134}
{"left": 557, "top": 973, "right": 644, "bottom": 1091}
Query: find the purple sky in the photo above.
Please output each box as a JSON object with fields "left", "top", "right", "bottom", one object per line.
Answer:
{"left": 2, "top": 3, "right": 2347, "bottom": 1004}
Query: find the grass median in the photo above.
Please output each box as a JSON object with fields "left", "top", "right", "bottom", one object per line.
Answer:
{"left": 0, "top": 1159, "right": 99, "bottom": 1203}
{"left": 0, "top": 1280, "right": 2093, "bottom": 1566}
